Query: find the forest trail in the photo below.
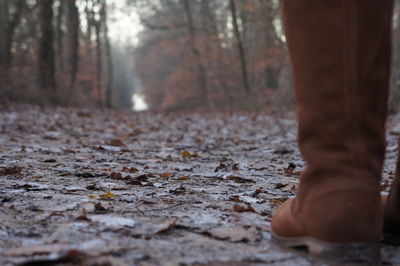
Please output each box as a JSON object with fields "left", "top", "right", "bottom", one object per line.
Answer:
{"left": 1, "top": 104, "right": 400, "bottom": 266}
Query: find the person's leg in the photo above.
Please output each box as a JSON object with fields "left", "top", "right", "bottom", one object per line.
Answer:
{"left": 272, "top": 0, "right": 393, "bottom": 248}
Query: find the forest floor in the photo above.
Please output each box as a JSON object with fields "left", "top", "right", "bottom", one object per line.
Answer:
{"left": 1, "top": 103, "right": 400, "bottom": 266}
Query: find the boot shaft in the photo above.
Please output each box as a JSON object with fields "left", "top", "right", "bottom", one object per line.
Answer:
{"left": 282, "top": 0, "right": 394, "bottom": 242}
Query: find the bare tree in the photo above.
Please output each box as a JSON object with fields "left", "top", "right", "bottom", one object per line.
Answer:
{"left": 38, "top": 0, "right": 56, "bottom": 92}
{"left": 0, "top": 0, "right": 25, "bottom": 70}
{"left": 229, "top": 0, "right": 250, "bottom": 95}
{"left": 67, "top": 0, "right": 80, "bottom": 90}
{"left": 56, "top": 0, "right": 65, "bottom": 74}
{"left": 181, "top": 0, "right": 208, "bottom": 105}
{"left": 100, "top": 0, "right": 113, "bottom": 107}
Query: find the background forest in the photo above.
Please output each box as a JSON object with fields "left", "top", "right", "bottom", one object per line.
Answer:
{"left": 2, "top": 0, "right": 400, "bottom": 111}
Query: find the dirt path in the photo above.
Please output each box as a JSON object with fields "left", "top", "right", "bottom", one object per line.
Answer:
{"left": 1, "top": 104, "right": 400, "bottom": 265}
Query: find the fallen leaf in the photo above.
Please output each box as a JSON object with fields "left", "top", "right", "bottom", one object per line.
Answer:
{"left": 94, "top": 202, "right": 108, "bottom": 213}
{"left": 90, "top": 215, "right": 135, "bottom": 227}
{"left": 169, "top": 185, "right": 186, "bottom": 195}
{"left": 182, "top": 150, "right": 199, "bottom": 158}
{"left": 252, "top": 187, "right": 264, "bottom": 197}
{"left": 206, "top": 226, "right": 261, "bottom": 243}
{"left": 62, "top": 148, "right": 76, "bottom": 153}
{"left": 109, "top": 172, "right": 123, "bottom": 179}
{"left": 182, "top": 150, "right": 192, "bottom": 158}
{"left": 122, "top": 166, "right": 139, "bottom": 173}
{"left": 214, "top": 161, "right": 239, "bottom": 172}
{"left": 229, "top": 195, "right": 241, "bottom": 202}
{"left": 43, "top": 158, "right": 57, "bottom": 163}
{"left": 270, "top": 198, "right": 287, "bottom": 205}
{"left": 149, "top": 219, "right": 177, "bottom": 234}
{"left": 228, "top": 175, "right": 255, "bottom": 183}
{"left": 274, "top": 148, "right": 292, "bottom": 155}
{"left": 177, "top": 175, "right": 190, "bottom": 181}
{"left": 107, "top": 138, "right": 125, "bottom": 147}
{"left": 129, "top": 180, "right": 143, "bottom": 186}
{"left": 0, "top": 166, "right": 22, "bottom": 175}
{"left": 6, "top": 244, "right": 66, "bottom": 256}
{"left": 159, "top": 172, "right": 174, "bottom": 178}
{"left": 233, "top": 204, "right": 256, "bottom": 213}
{"left": 97, "top": 145, "right": 121, "bottom": 152}
{"left": 99, "top": 192, "right": 117, "bottom": 199}
{"left": 275, "top": 183, "right": 297, "bottom": 192}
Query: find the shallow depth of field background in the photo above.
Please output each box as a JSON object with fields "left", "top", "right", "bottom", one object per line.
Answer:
{"left": 2, "top": 0, "right": 400, "bottom": 112}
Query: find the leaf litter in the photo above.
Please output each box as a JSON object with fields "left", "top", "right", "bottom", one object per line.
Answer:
{"left": 0, "top": 104, "right": 399, "bottom": 265}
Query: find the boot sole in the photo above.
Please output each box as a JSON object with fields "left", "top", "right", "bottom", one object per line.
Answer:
{"left": 271, "top": 230, "right": 381, "bottom": 265}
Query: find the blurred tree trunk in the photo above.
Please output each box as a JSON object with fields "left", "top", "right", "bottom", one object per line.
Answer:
{"left": 229, "top": 0, "right": 250, "bottom": 95}
{"left": 0, "top": 0, "right": 7, "bottom": 71}
{"left": 200, "top": 0, "right": 231, "bottom": 103}
{"left": 0, "top": 0, "right": 25, "bottom": 71}
{"left": 94, "top": 17, "right": 103, "bottom": 106}
{"left": 67, "top": 0, "right": 80, "bottom": 90}
{"left": 262, "top": 0, "right": 282, "bottom": 90}
{"left": 101, "top": 0, "right": 113, "bottom": 108}
{"left": 181, "top": 0, "right": 208, "bottom": 105}
{"left": 85, "top": 0, "right": 94, "bottom": 42}
{"left": 38, "top": 0, "right": 56, "bottom": 91}
{"left": 56, "top": 0, "right": 64, "bottom": 73}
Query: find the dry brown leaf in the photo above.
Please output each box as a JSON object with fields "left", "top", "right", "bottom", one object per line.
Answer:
{"left": 233, "top": 204, "right": 256, "bottom": 213}
{"left": 122, "top": 166, "right": 139, "bottom": 173}
{"left": 0, "top": 166, "right": 22, "bottom": 175}
{"left": 107, "top": 138, "right": 125, "bottom": 147}
{"left": 159, "top": 172, "right": 174, "bottom": 178}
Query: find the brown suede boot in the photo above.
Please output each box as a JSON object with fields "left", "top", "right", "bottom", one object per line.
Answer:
{"left": 271, "top": 0, "right": 393, "bottom": 262}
